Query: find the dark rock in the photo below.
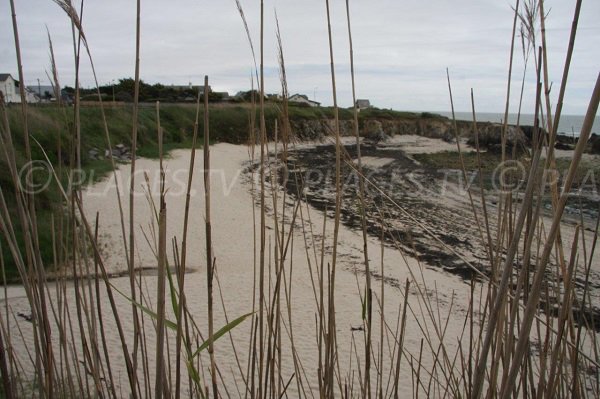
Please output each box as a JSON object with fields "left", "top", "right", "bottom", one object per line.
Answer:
{"left": 88, "top": 148, "right": 99, "bottom": 160}
{"left": 364, "top": 120, "right": 389, "bottom": 142}
{"left": 555, "top": 142, "right": 575, "bottom": 151}
{"left": 17, "top": 311, "right": 32, "bottom": 322}
{"left": 590, "top": 134, "right": 600, "bottom": 154}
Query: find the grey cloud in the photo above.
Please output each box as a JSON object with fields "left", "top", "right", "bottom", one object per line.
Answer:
{"left": 1, "top": 0, "right": 597, "bottom": 114}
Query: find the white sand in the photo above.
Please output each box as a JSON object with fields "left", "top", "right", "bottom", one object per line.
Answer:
{"left": 2, "top": 140, "right": 595, "bottom": 396}
{"left": 356, "top": 156, "right": 396, "bottom": 168}
{"left": 1, "top": 143, "right": 473, "bottom": 396}
{"left": 384, "top": 134, "right": 475, "bottom": 154}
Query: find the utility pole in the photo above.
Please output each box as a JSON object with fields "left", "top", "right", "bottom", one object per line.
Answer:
{"left": 37, "top": 78, "right": 41, "bottom": 103}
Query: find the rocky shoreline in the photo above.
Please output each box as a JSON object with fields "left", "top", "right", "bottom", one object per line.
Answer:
{"left": 289, "top": 115, "right": 600, "bottom": 154}
{"left": 267, "top": 136, "right": 600, "bottom": 330}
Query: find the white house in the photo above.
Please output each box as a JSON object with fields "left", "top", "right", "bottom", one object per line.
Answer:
{"left": 289, "top": 93, "right": 320, "bottom": 107}
{"left": 0, "top": 74, "right": 39, "bottom": 103}
{"left": 355, "top": 99, "right": 371, "bottom": 111}
{"left": 0, "top": 73, "right": 20, "bottom": 103}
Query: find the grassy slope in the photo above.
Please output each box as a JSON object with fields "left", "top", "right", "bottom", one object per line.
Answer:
{"left": 0, "top": 102, "right": 442, "bottom": 280}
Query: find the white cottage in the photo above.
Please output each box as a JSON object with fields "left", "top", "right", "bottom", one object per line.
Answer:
{"left": 355, "top": 99, "right": 371, "bottom": 110}
{"left": 289, "top": 94, "right": 320, "bottom": 107}
{"left": 0, "top": 73, "right": 20, "bottom": 103}
{"left": 0, "top": 74, "right": 40, "bottom": 103}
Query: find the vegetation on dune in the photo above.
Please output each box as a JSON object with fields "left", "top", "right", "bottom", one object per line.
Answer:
{"left": 5, "top": 103, "right": 441, "bottom": 157}
{"left": 0, "top": 102, "right": 445, "bottom": 279}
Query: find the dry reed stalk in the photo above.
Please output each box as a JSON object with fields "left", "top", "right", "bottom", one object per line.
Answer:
{"left": 0, "top": 281, "right": 13, "bottom": 399}
{"left": 273, "top": 17, "right": 289, "bottom": 396}
{"left": 378, "top": 222, "right": 385, "bottom": 399}
{"left": 538, "top": 0, "right": 553, "bottom": 136}
{"left": 525, "top": 4, "right": 585, "bottom": 394}
{"left": 257, "top": 1, "right": 268, "bottom": 397}
{"left": 282, "top": 228, "right": 311, "bottom": 397}
{"left": 235, "top": 0, "right": 259, "bottom": 82}
{"left": 127, "top": 2, "right": 143, "bottom": 394}
{"left": 499, "top": 72, "right": 600, "bottom": 399}
{"left": 392, "top": 279, "right": 410, "bottom": 399}
{"left": 92, "top": 214, "right": 117, "bottom": 399}
{"left": 536, "top": 0, "right": 581, "bottom": 286}
{"left": 66, "top": 15, "right": 83, "bottom": 371}
{"left": 0, "top": 225, "right": 15, "bottom": 398}
{"left": 573, "top": 209, "right": 600, "bottom": 395}
{"left": 64, "top": 5, "right": 103, "bottom": 394}
{"left": 470, "top": 90, "right": 495, "bottom": 266}
{"left": 471, "top": 45, "right": 545, "bottom": 399}
{"left": 8, "top": 2, "right": 56, "bottom": 395}
{"left": 0, "top": 101, "right": 35, "bottom": 298}
{"left": 53, "top": 0, "right": 134, "bottom": 301}
{"left": 446, "top": 69, "right": 489, "bottom": 262}
{"left": 263, "top": 123, "right": 280, "bottom": 398}
{"left": 344, "top": 1, "right": 374, "bottom": 396}
{"left": 324, "top": 1, "right": 343, "bottom": 395}
{"left": 502, "top": 187, "right": 545, "bottom": 391}
{"left": 154, "top": 101, "right": 168, "bottom": 399}
{"left": 548, "top": 0, "right": 582, "bottom": 143}
{"left": 289, "top": 163, "right": 324, "bottom": 305}
{"left": 202, "top": 75, "right": 218, "bottom": 399}
{"left": 541, "top": 0, "right": 582, "bottom": 289}
{"left": 318, "top": 208, "right": 327, "bottom": 397}
{"left": 545, "top": 226, "right": 580, "bottom": 397}
{"left": 37, "top": 136, "right": 136, "bottom": 396}
{"left": 213, "top": 268, "right": 247, "bottom": 386}
{"left": 245, "top": 76, "right": 259, "bottom": 399}
{"left": 175, "top": 75, "right": 204, "bottom": 399}
{"left": 500, "top": 0, "right": 520, "bottom": 164}
{"left": 66, "top": 18, "right": 102, "bottom": 390}
{"left": 273, "top": 16, "right": 308, "bottom": 397}
{"left": 491, "top": 1, "right": 521, "bottom": 279}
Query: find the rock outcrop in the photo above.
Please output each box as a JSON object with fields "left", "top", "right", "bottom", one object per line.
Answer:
{"left": 88, "top": 143, "right": 137, "bottom": 162}
{"left": 289, "top": 117, "right": 528, "bottom": 149}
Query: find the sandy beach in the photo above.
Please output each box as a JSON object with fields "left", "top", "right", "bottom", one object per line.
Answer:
{"left": 2, "top": 136, "right": 599, "bottom": 396}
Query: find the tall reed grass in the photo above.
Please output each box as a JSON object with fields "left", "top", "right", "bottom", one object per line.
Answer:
{"left": 0, "top": 0, "right": 599, "bottom": 398}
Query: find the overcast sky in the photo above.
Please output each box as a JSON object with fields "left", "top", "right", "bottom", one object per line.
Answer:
{"left": 1, "top": 0, "right": 598, "bottom": 114}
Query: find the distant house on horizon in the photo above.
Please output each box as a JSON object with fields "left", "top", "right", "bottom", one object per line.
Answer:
{"left": 355, "top": 99, "right": 371, "bottom": 111}
{"left": 27, "top": 85, "right": 55, "bottom": 101}
{"left": 27, "top": 84, "right": 74, "bottom": 104}
{"left": 214, "top": 91, "right": 230, "bottom": 100}
{"left": 233, "top": 90, "right": 267, "bottom": 102}
{"left": 289, "top": 93, "right": 320, "bottom": 107}
{"left": 170, "top": 82, "right": 212, "bottom": 94}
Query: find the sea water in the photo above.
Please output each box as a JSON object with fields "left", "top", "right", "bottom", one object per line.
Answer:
{"left": 438, "top": 111, "right": 600, "bottom": 137}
